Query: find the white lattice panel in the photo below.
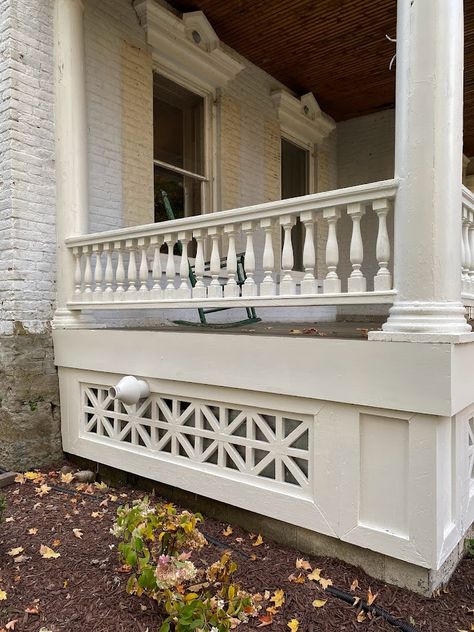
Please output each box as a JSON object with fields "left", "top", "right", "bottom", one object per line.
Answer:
{"left": 82, "top": 385, "right": 311, "bottom": 490}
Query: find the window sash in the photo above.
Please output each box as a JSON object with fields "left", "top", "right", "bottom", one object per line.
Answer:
{"left": 153, "top": 159, "right": 208, "bottom": 183}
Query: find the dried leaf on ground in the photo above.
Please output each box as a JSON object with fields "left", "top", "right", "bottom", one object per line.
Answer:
{"left": 14, "top": 474, "right": 26, "bottom": 485}
{"left": 60, "top": 472, "right": 74, "bottom": 484}
{"left": 295, "top": 558, "right": 312, "bottom": 571}
{"left": 0, "top": 590, "right": 7, "bottom": 601}
{"left": 257, "top": 613, "right": 273, "bottom": 627}
{"left": 350, "top": 579, "right": 359, "bottom": 592}
{"left": 5, "top": 517, "right": 14, "bottom": 523}
{"left": 94, "top": 481, "right": 107, "bottom": 490}
{"left": 287, "top": 619, "right": 299, "bottom": 631}
{"left": 312, "top": 599, "right": 327, "bottom": 608}
{"left": 367, "top": 587, "right": 378, "bottom": 606}
{"left": 7, "top": 547, "right": 24, "bottom": 557}
{"left": 222, "top": 525, "right": 233, "bottom": 537}
{"left": 35, "top": 484, "right": 51, "bottom": 497}
{"left": 24, "top": 472, "right": 41, "bottom": 481}
{"left": 72, "top": 529, "right": 83, "bottom": 539}
{"left": 270, "top": 589, "right": 285, "bottom": 608}
{"left": 308, "top": 568, "right": 322, "bottom": 581}
{"left": 319, "top": 578, "right": 333, "bottom": 589}
{"left": 252, "top": 534, "right": 264, "bottom": 547}
{"left": 5, "top": 620, "right": 17, "bottom": 630}
{"left": 288, "top": 573, "right": 305, "bottom": 584}
{"left": 356, "top": 611, "right": 367, "bottom": 623}
{"left": 39, "top": 545, "right": 60, "bottom": 559}
{"left": 28, "top": 528, "right": 38, "bottom": 535}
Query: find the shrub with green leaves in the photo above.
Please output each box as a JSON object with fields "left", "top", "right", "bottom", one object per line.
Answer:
{"left": 112, "top": 499, "right": 258, "bottom": 631}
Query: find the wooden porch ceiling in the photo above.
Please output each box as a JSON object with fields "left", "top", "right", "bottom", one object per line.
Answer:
{"left": 168, "top": 0, "right": 474, "bottom": 156}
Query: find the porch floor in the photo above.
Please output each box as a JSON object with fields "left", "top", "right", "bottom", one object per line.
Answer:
{"left": 122, "top": 319, "right": 386, "bottom": 339}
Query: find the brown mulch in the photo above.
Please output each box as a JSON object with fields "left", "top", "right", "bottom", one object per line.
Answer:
{"left": 0, "top": 468, "right": 472, "bottom": 632}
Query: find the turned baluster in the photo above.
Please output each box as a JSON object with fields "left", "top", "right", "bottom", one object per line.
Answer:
{"left": 137, "top": 237, "right": 149, "bottom": 298}
{"left": 92, "top": 244, "right": 103, "bottom": 301}
{"left": 164, "top": 234, "right": 177, "bottom": 299}
{"left": 224, "top": 224, "right": 239, "bottom": 298}
{"left": 125, "top": 239, "right": 137, "bottom": 296}
{"left": 347, "top": 203, "right": 366, "bottom": 293}
{"left": 83, "top": 245, "right": 93, "bottom": 298}
{"left": 103, "top": 243, "right": 114, "bottom": 301}
{"left": 177, "top": 231, "right": 191, "bottom": 299}
{"left": 469, "top": 211, "right": 474, "bottom": 293}
{"left": 207, "top": 227, "right": 222, "bottom": 298}
{"left": 279, "top": 215, "right": 296, "bottom": 295}
{"left": 150, "top": 235, "right": 163, "bottom": 300}
{"left": 260, "top": 218, "right": 276, "bottom": 296}
{"left": 73, "top": 247, "right": 82, "bottom": 299}
{"left": 242, "top": 221, "right": 257, "bottom": 296}
{"left": 192, "top": 229, "right": 206, "bottom": 299}
{"left": 373, "top": 199, "right": 392, "bottom": 291}
{"left": 114, "top": 241, "right": 125, "bottom": 300}
{"left": 462, "top": 207, "right": 471, "bottom": 293}
{"left": 300, "top": 211, "right": 317, "bottom": 295}
{"left": 322, "top": 207, "right": 341, "bottom": 294}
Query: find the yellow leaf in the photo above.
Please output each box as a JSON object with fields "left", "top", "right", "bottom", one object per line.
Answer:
{"left": 35, "top": 484, "right": 51, "bottom": 497}
{"left": 39, "top": 544, "right": 60, "bottom": 559}
{"left": 94, "top": 481, "right": 108, "bottom": 490}
{"left": 357, "top": 611, "right": 367, "bottom": 623}
{"left": 319, "top": 578, "right": 333, "bottom": 589}
{"left": 60, "top": 472, "right": 74, "bottom": 484}
{"left": 287, "top": 619, "right": 299, "bottom": 632}
{"left": 312, "top": 599, "right": 327, "bottom": 608}
{"left": 270, "top": 589, "right": 285, "bottom": 608}
{"left": 288, "top": 573, "right": 305, "bottom": 584}
{"left": 72, "top": 528, "right": 83, "bottom": 539}
{"left": 28, "top": 528, "right": 38, "bottom": 535}
{"left": 91, "top": 512, "right": 102, "bottom": 519}
{"left": 7, "top": 547, "right": 24, "bottom": 557}
{"left": 222, "top": 525, "right": 233, "bottom": 537}
{"left": 24, "top": 471, "right": 41, "bottom": 481}
{"left": 0, "top": 590, "right": 7, "bottom": 601}
{"left": 350, "top": 579, "right": 359, "bottom": 592}
{"left": 308, "top": 568, "right": 322, "bottom": 581}
{"left": 367, "top": 587, "right": 378, "bottom": 606}
{"left": 295, "top": 558, "right": 312, "bottom": 571}
{"left": 109, "top": 494, "right": 118, "bottom": 502}
{"left": 252, "top": 534, "right": 264, "bottom": 547}
{"left": 63, "top": 580, "right": 68, "bottom": 588}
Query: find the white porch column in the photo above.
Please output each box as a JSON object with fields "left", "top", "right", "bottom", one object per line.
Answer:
{"left": 52, "top": 0, "right": 90, "bottom": 328}
{"left": 374, "top": 0, "right": 471, "bottom": 338}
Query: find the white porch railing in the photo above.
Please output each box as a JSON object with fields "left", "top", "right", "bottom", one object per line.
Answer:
{"left": 462, "top": 185, "right": 474, "bottom": 307}
{"left": 66, "top": 180, "right": 397, "bottom": 310}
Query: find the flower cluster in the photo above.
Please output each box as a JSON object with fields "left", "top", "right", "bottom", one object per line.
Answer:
{"left": 155, "top": 554, "right": 197, "bottom": 590}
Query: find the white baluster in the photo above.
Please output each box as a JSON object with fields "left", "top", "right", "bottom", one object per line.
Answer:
{"left": 373, "top": 199, "right": 392, "bottom": 291}
{"left": 347, "top": 203, "right": 366, "bottom": 293}
{"left": 83, "top": 245, "right": 93, "bottom": 298}
{"left": 462, "top": 207, "right": 470, "bottom": 293}
{"left": 165, "top": 233, "right": 176, "bottom": 299}
{"left": 260, "top": 218, "right": 276, "bottom": 296}
{"left": 150, "top": 235, "right": 163, "bottom": 300}
{"left": 279, "top": 215, "right": 296, "bottom": 295}
{"left": 125, "top": 239, "right": 137, "bottom": 297}
{"left": 241, "top": 221, "right": 257, "bottom": 297}
{"left": 137, "top": 237, "right": 149, "bottom": 298}
{"left": 224, "top": 224, "right": 239, "bottom": 298}
{"left": 322, "top": 207, "right": 341, "bottom": 294}
{"left": 92, "top": 244, "right": 103, "bottom": 301}
{"left": 192, "top": 229, "right": 206, "bottom": 299}
{"left": 300, "top": 211, "right": 317, "bottom": 295}
{"left": 114, "top": 241, "right": 125, "bottom": 300}
{"left": 103, "top": 242, "right": 114, "bottom": 302}
{"left": 469, "top": 211, "right": 474, "bottom": 294}
{"left": 73, "top": 246, "right": 82, "bottom": 300}
{"left": 177, "top": 231, "right": 191, "bottom": 299}
{"left": 207, "top": 227, "right": 222, "bottom": 298}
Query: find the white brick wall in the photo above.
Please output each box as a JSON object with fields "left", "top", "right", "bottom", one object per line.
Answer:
{"left": 0, "top": 0, "right": 56, "bottom": 334}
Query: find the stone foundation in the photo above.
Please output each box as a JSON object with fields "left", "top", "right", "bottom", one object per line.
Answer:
{"left": 0, "top": 332, "right": 62, "bottom": 470}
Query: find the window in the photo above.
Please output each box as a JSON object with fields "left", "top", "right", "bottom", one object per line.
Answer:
{"left": 281, "top": 138, "right": 310, "bottom": 271}
{"left": 153, "top": 73, "right": 207, "bottom": 222}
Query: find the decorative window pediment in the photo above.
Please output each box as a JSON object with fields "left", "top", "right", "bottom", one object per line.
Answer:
{"left": 134, "top": 0, "right": 244, "bottom": 91}
{"left": 271, "top": 89, "right": 335, "bottom": 145}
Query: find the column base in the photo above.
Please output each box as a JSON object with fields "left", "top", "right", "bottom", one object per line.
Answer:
{"left": 52, "top": 308, "right": 102, "bottom": 330}
{"left": 368, "top": 301, "right": 473, "bottom": 342}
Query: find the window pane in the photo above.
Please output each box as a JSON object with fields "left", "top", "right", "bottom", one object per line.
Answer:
{"left": 154, "top": 165, "right": 202, "bottom": 222}
{"left": 153, "top": 73, "right": 204, "bottom": 176}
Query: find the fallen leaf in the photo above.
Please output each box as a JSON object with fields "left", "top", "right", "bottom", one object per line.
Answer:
{"left": 7, "top": 547, "right": 24, "bottom": 557}
{"left": 250, "top": 553, "right": 257, "bottom": 561}
{"left": 312, "top": 599, "right": 327, "bottom": 608}
{"left": 5, "top": 517, "right": 14, "bottom": 523}
{"left": 367, "top": 587, "right": 378, "bottom": 606}
{"left": 222, "top": 525, "right": 233, "bottom": 537}
{"left": 252, "top": 534, "right": 264, "bottom": 547}
{"left": 91, "top": 512, "right": 103, "bottom": 519}
{"left": 350, "top": 579, "right": 359, "bottom": 592}
{"left": 0, "top": 590, "right": 7, "bottom": 601}
{"left": 35, "top": 484, "right": 51, "bottom": 497}
{"left": 353, "top": 597, "right": 361, "bottom": 607}
{"left": 94, "top": 481, "right": 107, "bottom": 490}
{"left": 356, "top": 611, "right": 367, "bottom": 623}
{"left": 33, "top": 503, "right": 41, "bottom": 510}
{"left": 24, "top": 605, "right": 39, "bottom": 614}
{"left": 289, "top": 329, "right": 302, "bottom": 335}
{"left": 308, "top": 568, "right": 322, "bottom": 581}
{"left": 72, "top": 528, "right": 83, "bottom": 539}
{"left": 5, "top": 620, "right": 18, "bottom": 630}
{"left": 319, "top": 578, "right": 333, "bottom": 589}
{"left": 14, "top": 474, "right": 26, "bottom": 485}
{"left": 99, "top": 499, "right": 108, "bottom": 508}
{"left": 28, "top": 528, "right": 38, "bottom": 535}
{"left": 39, "top": 545, "right": 60, "bottom": 559}
{"left": 235, "top": 537, "right": 244, "bottom": 544}
{"left": 295, "top": 558, "right": 312, "bottom": 571}
{"left": 257, "top": 613, "right": 273, "bottom": 627}
{"left": 24, "top": 471, "right": 41, "bottom": 481}
{"left": 109, "top": 495, "right": 118, "bottom": 502}
{"left": 52, "top": 539, "right": 61, "bottom": 548}
{"left": 288, "top": 573, "right": 305, "bottom": 584}
{"left": 287, "top": 619, "right": 299, "bottom": 631}
{"left": 63, "top": 580, "right": 68, "bottom": 588}
{"left": 13, "top": 555, "right": 26, "bottom": 564}
{"left": 270, "top": 589, "right": 285, "bottom": 608}
{"left": 60, "top": 472, "right": 74, "bottom": 484}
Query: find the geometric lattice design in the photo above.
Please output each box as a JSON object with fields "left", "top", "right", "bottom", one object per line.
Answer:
{"left": 469, "top": 417, "right": 474, "bottom": 482}
{"left": 82, "top": 385, "right": 311, "bottom": 489}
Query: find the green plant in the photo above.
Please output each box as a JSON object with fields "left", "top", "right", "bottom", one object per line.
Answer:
{"left": 466, "top": 538, "right": 474, "bottom": 557}
{"left": 112, "top": 500, "right": 258, "bottom": 631}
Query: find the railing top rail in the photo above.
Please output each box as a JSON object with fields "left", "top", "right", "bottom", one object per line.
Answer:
{"left": 462, "top": 184, "right": 474, "bottom": 212}
{"left": 66, "top": 179, "right": 399, "bottom": 248}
